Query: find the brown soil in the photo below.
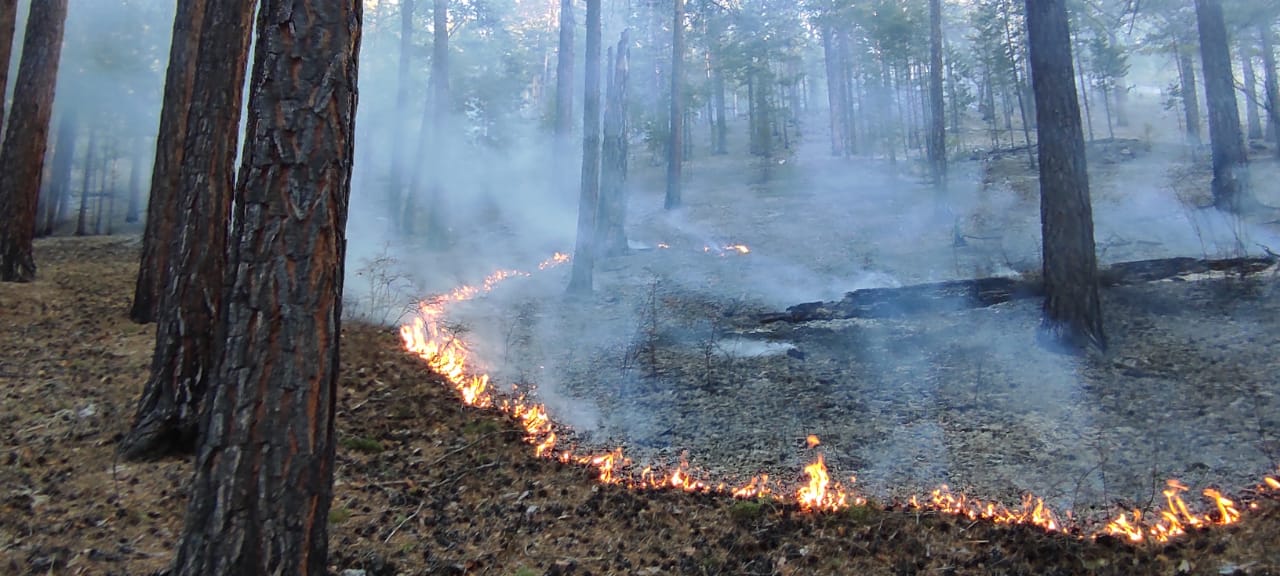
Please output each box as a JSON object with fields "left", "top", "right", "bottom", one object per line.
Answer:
{"left": 2, "top": 236, "right": 1280, "bottom": 576}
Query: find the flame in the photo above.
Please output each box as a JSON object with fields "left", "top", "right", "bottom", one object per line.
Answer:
{"left": 400, "top": 250, "right": 1272, "bottom": 546}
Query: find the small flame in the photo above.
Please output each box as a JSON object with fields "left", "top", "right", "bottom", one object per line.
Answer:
{"left": 806, "top": 434, "right": 821, "bottom": 448}
{"left": 1102, "top": 479, "right": 1243, "bottom": 543}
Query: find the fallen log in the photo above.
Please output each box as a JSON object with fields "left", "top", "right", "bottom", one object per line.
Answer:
{"left": 759, "top": 255, "right": 1276, "bottom": 324}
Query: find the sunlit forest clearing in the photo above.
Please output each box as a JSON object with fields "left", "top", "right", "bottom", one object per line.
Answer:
{"left": 1, "top": 0, "right": 1280, "bottom": 574}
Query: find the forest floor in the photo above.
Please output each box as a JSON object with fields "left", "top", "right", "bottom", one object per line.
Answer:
{"left": 2, "top": 238, "right": 1280, "bottom": 576}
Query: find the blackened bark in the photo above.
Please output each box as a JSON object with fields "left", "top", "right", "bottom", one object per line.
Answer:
{"left": 664, "top": 0, "right": 684, "bottom": 210}
{"left": 1025, "top": 0, "right": 1105, "bottom": 352}
{"left": 75, "top": 128, "right": 98, "bottom": 236}
{"left": 1178, "top": 46, "right": 1202, "bottom": 148}
{"left": 553, "top": 0, "right": 574, "bottom": 198}
{"left": 1195, "top": 0, "right": 1250, "bottom": 212}
{"left": 131, "top": 0, "right": 209, "bottom": 323}
{"left": 43, "top": 111, "right": 76, "bottom": 235}
{"left": 1242, "top": 43, "right": 1263, "bottom": 140}
{"left": 1261, "top": 23, "right": 1279, "bottom": 148}
{"left": 387, "top": 0, "right": 412, "bottom": 230}
{"left": 125, "top": 138, "right": 143, "bottom": 223}
{"left": 170, "top": 0, "right": 358, "bottom": 573}
{"left": 598, "top": 30, "right": 630, "bottom": 258}
{"left": 567, "top": 0, "right": 601, "bottom": 294}
{"left": 927, "top": 0, "right": 947, "bottom": 193}
{"left": 118, "top": 0, "right": 256, "bottom": 460}
{"left": 0, "top": 0, "right": 67, "bottom": 282}
{"left": 0, "top": 0, "right": 18, "bottom": 132}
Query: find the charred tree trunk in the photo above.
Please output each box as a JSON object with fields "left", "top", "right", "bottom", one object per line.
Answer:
{"left": 119, "top": 0, "right": 256, "bottom": 460}
{"left": 170, "top": 0, "right": 358, "bottom": 571}
{"left": 598, "top": 30, "right": 630, "bottom": 258}
{"left": 0, "top": 0, "right": 67, "bottom": 282}
{"left": 664, "top": 0, "right": 685, "bottom": 210}
{"left": 567, "top": 0, "right": 601, "bottom": 294}
{"left": 1178, "top": 45, "right": 1203, "bottom": 148}
{"left": 0, "top": 0, "right": 18, "bottom": 132}
{"left": 1242, "top": 42, "right": 1263, "bottom": 141}
{"left": 1025, "top": 0, "right": 1106, "bottom": 352}
{"left": 927, "top": 0, "right": 947, "bottom": 194}
{"left": 125, "top": 138, "right": 144, "bottom": 223}
{"left": 131, "top": 0, "right": 209, "bottom": 323}
{"left": 553, "top": 0, "right": 575, "bottom": 199}
{"left": 75, "top": 128, "right": 97, "bottom": 237}
{"left": 387, "top": 0, "right": 412, "bottom": 231}
{"left": 1195, "top": 0, "right": 1251, "bottom": 212}
{"left": 1261, "top": 23, "right": 1279, "bottom": 148}
{"left": 43, "top": 110, "right": 76, "bottom": 236}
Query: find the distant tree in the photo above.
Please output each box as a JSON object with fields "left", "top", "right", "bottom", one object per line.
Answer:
{"left": 927, "top": 0, "right": 947, "bottom": 193}
{"left": 1194, "top": 0, "right": 1251, "bottom": 212}
{"left": 1177, "top": 44, "right": 1203, "bottom": 148}
{"left": 41, "top": 112, "right": 77, "bottom": 235}
{"left": 405, "top": 0, "right": 451, "bottom": 246}
{"left": 119, "top": 0, "right": 256, "bottom": 460}
{"left": 598, "top": 30, "right": 631, "bottom": 258}
{"left": 552, "top": 0, "right": 574, "bottom": 198}
{"left": 170, "top": 0, "right": 359, "bottom": 570}
{"left": 0, "top": 0, "right": 68, "bottom": 282}
{"left": 1261, "top": 22, "right": 1279, "bottom": 149}
{"left": 74, "top": 127, "right": 98, "bottom": 237}
{"left": 567, "top": 0, "right": 601, "bottom": 294}
{"left": 665, "top": 0, "right": 685, "bottom": 210}
{"left": 387, "top": 0, "right": 413, "bottom": 231}
{"left": 1240, "top": 40, "right": 1264, "bottom": 140}
{"left": 130, "top": 0, "right": 208, "bottom": 323}
{"left": 1087, "top": 32, "right": 1129, "bottom": 139}
{"left": 1025, "top": 0, "right": 1106, "bottom": 352}
{"left": 0, "top": 0, "right": 17, "bottom": 131}
{"left": 124, "top": 138, "right": 144, "bottom": 224}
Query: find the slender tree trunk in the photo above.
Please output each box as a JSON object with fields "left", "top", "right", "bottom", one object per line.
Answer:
{"left": 125, "top": 138, "right": 143, "bottom": 223}
{"left": 0, "top": 0, "right": 18, "bottom": 132}
{"left": 1195, "top": 0, "right": 1250, "bottom": 212}
{"left": 1178, "top": 45, "right": 1203, "bottom": 148}
{"left": 1074, "top": 33, "right": 1095, "bottom": 141}
{"left": 119, "top": 0, "right": 256, "bottom": 460}
{"left": 1241, "top": 42, "right": 1263, "bottom": 140}
{"left": 420, "top": 0, "right": 450, "bottom": 248}
{"left": 75, "top": 128, "right": 97, "bottom": 237}
{"left": 44, "top": 111, "right": 76, "bottom": 235}
{"left": 840, "top": 31, "right": 857, "bottom": 155}
{"left": 171, "top": 0, "right": 358, "bottom": 571}
{"left": 1025, "top": 0, "right": 1105, "bottom": 352}
{"left": 598, "top": 30, "right": 630, "bottom": 258}
{"left": 712, "top": 62, "right": 727, "bottom": 155}
{"left": 567, "top": 0, "right": 601, "bottom": 294}
{"left": 103, "top": 141, "right": 116, "bottom": 235}
{"left": 387, "top": 0, "right": 412, "bottom": 230}
{"left": 1101, "top": 86, "right": 1115, "bottom": 139}
{"left": 664, "top": 0, "right": 684, "bottom": 210}
{"left": 1258, "top": 22, "right": 1278, "bottom": 148}
{"left": 0, "top": 0, "right": 67, "bottom": 282}
{"left": 553, "top": 0, "right": 575, "bottom": 199}
{"left": 927, "top": 0, "right": 947, "bottom": 194}
{"left": 822, "top": 26, "right": 844, "bottom": 157}
{"left": 93, "top": 138, "right": 108, "bottom": 235}
{"left": 131, "top": 0, "right": 209, "bottom": 323}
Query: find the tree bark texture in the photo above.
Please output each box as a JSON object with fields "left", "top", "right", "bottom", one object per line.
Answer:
{"left": 598, "top": 30, "right": 630, "bottom": 258}
{"left": 131, "top": 0, "right": 209, "bottom": 323}
{"left": 1195, "top": 0, "right": 1249, "bottom": 212}
{"left": 567, "top": 0, "right": 601, "bottom": 294}
{"left": 1261, "top": 23, "right": 1279, "bottom": 148}
{"left": 927, "top": 0, "right": 947, "bottom": 193}
{"left": 1177, "top": 46, "right": 1202, "bottom": 148}
{"left": 1025, "top": 0, "right": 1106, "bottom": 352}
{"left": 170, "top": 0, "right": 359, "bottom": 573}
{"left": 0, "top": 0, "right": 68, "bottom": 282}
{"left": 664, "top": 0, "right": 684, "bottom": 210}
{"left": 119, "top": 0, "right": 256, "bottom": 460}
{"left": 0, "top": 0, "right": 18, "bottom": 132}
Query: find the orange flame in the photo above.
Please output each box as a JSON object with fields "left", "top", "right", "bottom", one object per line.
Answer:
{"left": 1102, "top": 480, "right": 1243, "bottom": 543}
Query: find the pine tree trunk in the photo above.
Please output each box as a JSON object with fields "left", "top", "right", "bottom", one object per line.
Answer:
{"left": 567, "top": 0, "right": 601, "bottom": 294}
{"left": 1195, "top": 0, "right": 1250, "bottom": 212}
{"left": 0, "top": 0, "right": 18, "bottom": 131}
{"left": 421, "top": 0, "right": 450, "bottom": 249}
{"left": 119, "top": 0, "right": 256, "bottom": 460}
{"left": 1242, "top": 42, "right": 1263, "bottom": 140}
{"left": 171, "top": 1, "right": 358, "bottom": 571}
{"left": 598, "top": 31, "right": 630, "bottom": 258}
{"left": 0, "top": 0, "right": 67, "bottom": 282}
{"left": 387, "top": 0, "right": 412, "bottom": 231}
{"left": 927, "top": 0, "right": 947, "bottom": 193}
{"left": 75, "top": 128, "right": 97, "bottom": 237}
{"left": 1260, "top": 22, "right": 1279, "bottom": 148}
{"left": 132, "top": 0, "right": 208, "bottom": 323}
{"left": 822, "top": 26, "right": 844, "bottom": 157}
{"left": 43, "top": 111, "right": 76, "bottom": 235}
{"left": 664, "top": 0, "right": 684, "bottom": 210}
{"left": 1074, "top": 33, "right": 1095, "bottom": 141}
{"left": 125, "top": 137, "right": 143, "bottom": 223}
{"left": 1025, "top": 0, "right": 1106, "bottom": 352}
{"left": 1178, "top": 45, "right": 1203, "bottom": 148}
{"left": 93, "top": 138, "right": 108, "bottom": 235}
{"left": 553, "top": 0, "right": 575, "bottom": 199}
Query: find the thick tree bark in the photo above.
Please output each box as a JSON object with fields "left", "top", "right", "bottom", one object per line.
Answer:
{"left": 664, "top": 0, "right": 685, "bottom": 210}
{"left": 131, "top": 0, "right": 209, "bottom": 323}
{"left": 125, "top": 138, "right": 143, "bottom": 223}
{"left": 0, "top": 0, "right": 18, "bottom": 132}
{"left": 567, "top": 0, "right": 601, "bottom": 294}
{"left": 43, "top": 111, "right": 76, "bottom": 236}
{"left": 927, "top": 0, "right": 947, "bottom": 193}
{"left": 75, "top": 128, "right": 98, "bottom": 237}
{"left": 1025, "top": 0, "right": 1106, "bottom": 352}
{"left": 0, "top": 0, "right": 67, "bottom": 282}
{"left": 552, "top": 0, "right": 575, "bottom": 199}
{"left": 1242, "top": 42, "right": 1263, "bottom": 140}
{"left": 387, "top": 0, "right": 412, "bottom": 231}
{"left": 170, "top": 0, "right": 358, "bottom": 573}
{"left": 1195, "top": 0, "right": 1250, "bottom": 212}
{"left": 1261, "top": 23, "right": 1279, "bottom": 148}
{"left": 1177, "top": 45, "right": 1202, "bottom": 148}
{"left": 598, "top": 30, "right": 630, "bottom": 258}
{"left": 118, "top": 0, "right": 256, "bottom": 460}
